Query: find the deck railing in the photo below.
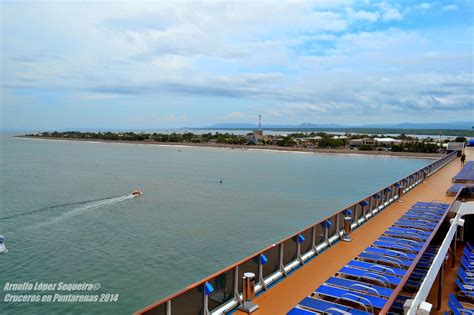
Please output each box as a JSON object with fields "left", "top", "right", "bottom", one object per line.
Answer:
{"left": 135, "top": 151, "right": 457, "bottom": 315}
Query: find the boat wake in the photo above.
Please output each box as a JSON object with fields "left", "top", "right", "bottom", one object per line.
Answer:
{"left": 30, "top": 194, "right": 135, "bottom": 228}
{"left": 0, "top": 195, "right": 128, "bottom": 221}
{"left": 1, "top": 194, "right": 135, "bottom": 228}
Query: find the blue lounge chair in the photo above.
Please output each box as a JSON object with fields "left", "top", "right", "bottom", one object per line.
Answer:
{"left": 378, "top": 236, "right": 424, "bottom": 247}
{"left": 458, "top": 269, "right": 474, "bottom": 286}
{"left": 373, "top": 240, "right": 419, "bottom": 253}
{"left": 455, "top": 278, "right": 474, "bottom": 298}
{"left": 315, "top": 284, "right": 388, "bottom": 310}
{"left": 365, "top": 247, "right": 416, "bottom": 260}
{"left": 358, "top": 252, "right": 412, "bottom": 268}
{"left": 383, "top": 231, "right": 427, "bottom": 242}
{"left": 400, "top": 214, "right": 440, "bottom": 222}
{"left": 387, "top": 227, "right": 431, "bottom": 237}
{"left": 296, "top": 297, "right": 371, "bottom": 315}
{"left": 461, "top": 257, "right": 474, "bottom": 271}
{"left": 337, "top": 266, "right": 401, "bottom": 287}
{"left": 287, "top": 307, "right": 317, "bottom": 315}
{"left": 394, "top": 221, "right": 436, "bottom": 230}
{"left": 463, "top": 249, "right": 474, "bottom": 259}
{"left": 325, "top": 277, "right": 393, "bottom": 298}
{"left": 347, "top": 260, "right": 406, "bottom": 278}
{"left": 447, "top": 294, "right": 474, "bottom": 314}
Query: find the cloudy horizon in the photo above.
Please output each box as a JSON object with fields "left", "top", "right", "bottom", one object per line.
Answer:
{"left": 1, "top": 0, "right": 473, "bottom": 131}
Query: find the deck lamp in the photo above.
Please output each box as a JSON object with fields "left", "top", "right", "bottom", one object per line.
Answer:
{"left": 238, "top": 273, "right": 259, "bottom": 313}
{"left": 342, "top": 214, "right": 353, "bottom": 242}
{"left": 396, "top": 183, "right": 404, "bottom": 201}
{"left": 359, "top": 200, "right": 369, "bottom": 207}
{"left": 297, "top": 234, "right": 305, "bottom": 244}
{"left": 260, "top": 254, "right": 268, "bottom": 265}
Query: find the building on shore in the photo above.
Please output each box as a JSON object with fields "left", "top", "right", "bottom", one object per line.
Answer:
{"left": 348, "top": 137, "right": 375, "bottom": 146}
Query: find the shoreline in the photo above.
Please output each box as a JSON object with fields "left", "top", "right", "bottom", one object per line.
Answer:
{"left": 16, "top": 136, "right": 442, "bottom": 159}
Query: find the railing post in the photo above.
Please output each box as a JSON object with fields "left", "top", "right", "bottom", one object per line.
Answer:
{"left": 355, "top": 204, "right": 360, "bottom": 227}
{"left": 451, "top": 229, "right": 458, "bottom": 268}
{"left": 368, "top": 197, "right": 373, "bottom": 216}
{"left": 297, "top": 234, "right": 304, "bottom": 264}
{"left": 360, "top": 200, "right": 368, "bottom": 221}
{"left": 437, "top": 265, "right": 444, "bottom": 310}
{"left": 203, "top": 282, "right": 214, "bottom": 315}
{"left": 311, "top": 226, "right": 317, "bottom": 253}
{"left": 324, "top": 220, "right": 332, "bottom": 245}
{"left": 166, "top": 300, "right": 171, "bottom": 315}
{"left": 279, "top": 243, "right": 286, "bottom": 277}
{"left": 259, "top": 254, "right": 268, "bottom": 290}
{"left": 336, "top": 213, "right": 340, "bottom": 237}
{"left": 233, "top": 266, "right": 239, "bottom": 301}
{"left": 374, "top": 194, "right": 378, "bottom": 213}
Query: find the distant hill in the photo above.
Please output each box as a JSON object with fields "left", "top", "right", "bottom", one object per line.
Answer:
{"left": 204, "top": 121, "right": 471, "bottom": 130}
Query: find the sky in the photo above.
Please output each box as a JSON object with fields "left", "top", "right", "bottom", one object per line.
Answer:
{"left": 1, "top": 0, "right": 473, "bottom": 131}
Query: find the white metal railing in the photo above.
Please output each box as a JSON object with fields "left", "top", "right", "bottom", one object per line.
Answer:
{"left": 406, "top": 201, "right": 474, "bottom": 314}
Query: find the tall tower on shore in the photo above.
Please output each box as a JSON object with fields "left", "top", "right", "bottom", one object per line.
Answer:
{"left": 258, "top": 115, "right": 262, "bottom": 132}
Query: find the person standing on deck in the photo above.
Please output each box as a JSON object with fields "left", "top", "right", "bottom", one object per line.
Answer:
{"left": 461, "top": 152, "right": 466, "bottom": 167}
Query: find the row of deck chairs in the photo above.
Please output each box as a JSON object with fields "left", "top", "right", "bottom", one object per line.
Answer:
{"left": 287, "top": 202, "right": 449, "bottom": 315}
{"left": 447, "top": 242, "right": 474, "bottom": 314}
{"left": 453, "top": 161, "right": 474, "bottom": 183}
{"left": 389, "top": 245, "right": 440, "bottom": 312}
{"left": 446, "top": 184, "right": 466, "bottom": 197}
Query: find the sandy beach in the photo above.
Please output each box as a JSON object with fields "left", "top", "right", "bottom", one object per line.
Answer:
{"left": 17, "top": 136, "right": 443, "bottom": 159}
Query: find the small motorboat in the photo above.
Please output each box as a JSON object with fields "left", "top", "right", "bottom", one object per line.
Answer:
{"left": 0, "top": 235, "right": 7, "bottom": 254}
{"left": 132, "top": 190, "right": 143, "bottom": 198}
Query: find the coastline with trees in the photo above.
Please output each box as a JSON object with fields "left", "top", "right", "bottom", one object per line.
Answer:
{"left": 18, "top": 131, "right": 467, "bottom": 158}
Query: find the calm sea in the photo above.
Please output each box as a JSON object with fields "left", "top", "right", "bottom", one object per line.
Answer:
{"left": 0, "top": 134, "right": 431, "bottom": 314}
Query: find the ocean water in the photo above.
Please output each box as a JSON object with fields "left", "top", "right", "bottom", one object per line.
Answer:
{"left": 0, "top": 135, "right": 431, "bottom": 314}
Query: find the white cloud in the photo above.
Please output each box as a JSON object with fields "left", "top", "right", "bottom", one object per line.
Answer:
{"left": 415, "top": 2, "right": 432, "bottom": 10}
{"left": 1, "top": 1, "right": 471, "bottom": 129}
{"left": 376, "top": 2, "right": 404, "bottom": 21}
{"left": 346, "top": 8, "right": 379, "bottom": 22}
{"left": 441, "top": 4, "right": 458, "bottom": 11}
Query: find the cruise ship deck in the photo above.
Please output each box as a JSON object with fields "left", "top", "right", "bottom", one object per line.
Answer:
{"left": 233, "top": 150, "right": 469, "bottom": 315}
{"left": 137, "top": 148, "right": 472, "bottom": 315}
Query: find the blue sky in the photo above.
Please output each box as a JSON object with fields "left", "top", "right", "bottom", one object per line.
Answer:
{"left": 1, "top": 0, "right": 473, "bottom": 130}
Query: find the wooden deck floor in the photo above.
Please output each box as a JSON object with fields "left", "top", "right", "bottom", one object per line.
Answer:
{"left": 235, "top": 151, "right": 466, "bottom": 315}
